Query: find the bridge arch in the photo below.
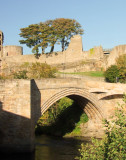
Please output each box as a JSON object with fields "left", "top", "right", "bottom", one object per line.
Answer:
{"left": 41, "top": 88, "right": 104, "bottom": 121}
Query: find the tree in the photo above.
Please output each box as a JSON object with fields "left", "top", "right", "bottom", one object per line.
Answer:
{"left": 37, "top": 21, "right": 56, "bottom": 54}
{"left": 19, "top": 24, "right": 40, "bottom": 54}
{"left": 44, "top": 20, "right": 58, "bottom": 53}
{"left": 19, "top": 18, "right": 84, "bottom": 54}
{"left": 52, "top": 18, "right": 84, "bottom": 51}
{"left": 76, "top": 95, "right": 126, "bottom": 160}
{"left": 19, "top": 23, "right": 49, "bottom": 55}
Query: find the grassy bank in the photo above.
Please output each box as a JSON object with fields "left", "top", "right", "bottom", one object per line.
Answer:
{"left": 59, "top": 71, "right": 104, "bottom": 77}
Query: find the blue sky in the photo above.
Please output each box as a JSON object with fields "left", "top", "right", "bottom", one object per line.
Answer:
{"left": 1, "top": 0, "right": 126, "bottom": 54}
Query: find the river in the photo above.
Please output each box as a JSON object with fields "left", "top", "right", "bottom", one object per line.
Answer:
{"left": 2, "top": 135, "right": 91, "bottom": 160}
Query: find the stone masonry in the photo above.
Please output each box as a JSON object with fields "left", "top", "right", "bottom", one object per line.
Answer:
{"left": 0, "top": 78, "right": 125, "bottom": 153}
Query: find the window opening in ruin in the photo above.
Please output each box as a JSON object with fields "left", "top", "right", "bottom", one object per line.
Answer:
{"left": 0, "top": 34, "right": 1, "bottom": 39}
{"left": 0, "top": 41, "right": 1, "bottom": 45}
{"left": 104, "top": 52, "right": 110, "bottom": 55}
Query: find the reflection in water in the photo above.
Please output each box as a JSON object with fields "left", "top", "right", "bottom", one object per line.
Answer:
{"left": 1, "top": 152, "right": 35, "bottom": 160}
{"left": 35, "top": 135, "right": 82, "bottom": 160}
{"left": 1, "top": 135, "right": 90, "bottom": 160}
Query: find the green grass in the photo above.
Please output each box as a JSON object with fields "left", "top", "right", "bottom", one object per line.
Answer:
{"left": 59, "top": 71, "right": 104, "bottom": 77}
{"left": 65, "top": 113, "right": 88, "bottom": 137}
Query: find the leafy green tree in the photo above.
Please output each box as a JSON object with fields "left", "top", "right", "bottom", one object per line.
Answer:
{"left": 19, "top": 18, "right": 84, "bottom": 54}
{"left": 37, "top": 22, "right": 51, "bottom": 54}
{"left": 104, "top": 65, "right": 119, "bottom": 83}
{"left": 19, "top": 23, "right": 50, "bottom": 55}
{"left": 44, "top": 20, "right": 58, "bottom": 53}
{"left": 19, "top": 24, "right": 40, "bottom": 54}
{"left": 76, "top": 95, "right": 126, "bottom": 160}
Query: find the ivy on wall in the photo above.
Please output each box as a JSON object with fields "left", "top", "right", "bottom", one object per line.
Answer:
{"left": 90, "top": 48, "right": 94, "bottom": 55}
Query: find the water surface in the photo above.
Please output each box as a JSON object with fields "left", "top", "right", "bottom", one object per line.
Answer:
{"left": 2, "top": 135, "right": 91, "bottom": 160}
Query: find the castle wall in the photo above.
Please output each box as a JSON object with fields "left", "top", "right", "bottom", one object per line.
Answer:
{"left": 1, "top": 35, "right": 105, "bottom": 72}
{"left": 1, "top": 34, "right": 126, "bottom": 73}
{"left": 107, "top": 45, "right": 126, "bottom": 67}
{"left": 0, "top": 35, "right": 84, "bottom": 71}
{"left": 83, "top": 46, "right": 104, "bottom": 60}
{"left": 3, "top": 45, "right": 23, "bottom": 57}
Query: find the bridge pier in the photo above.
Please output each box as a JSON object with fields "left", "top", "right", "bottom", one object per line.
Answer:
{"left": 0, "top": 80, "right": 36, "bottom": 153}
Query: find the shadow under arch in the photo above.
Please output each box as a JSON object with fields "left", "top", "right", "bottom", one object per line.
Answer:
{"left": 41, "top": 88, "right": 104, "bottom": 122}
{"left": 100, "top": 94, "right": 123, "bottom": 100}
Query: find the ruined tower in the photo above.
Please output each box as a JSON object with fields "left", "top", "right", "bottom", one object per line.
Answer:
{"left": 0, "top": 30, "right": 3, "bottom": 57}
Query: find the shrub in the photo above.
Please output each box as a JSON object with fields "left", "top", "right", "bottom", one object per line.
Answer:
{"left": 0, "top": 75, "right": 4, "bottom": 79}
{"left": 104, "top": 65, "right": 119, "bottom": 83}
{"left": 105, "top": 55, "right": 126, "bottom": 83}
{"left": 116, "top": 54, "right": 126, "bottom": 69}
{"left": 76, "top": 95, "right": 126, "bottom": 160}
{"left": 12, "top": 62, "right": 57, "bottom": 79}
{"left": 118, "top": 67, "right": 126, "bottom": 83}
{"left": 29, "top": 62, "right": 57, "bottom": 79}
{"left": 13, "top": 70, "right": 28, "bottom": 79}
{"left": 116, "top": 54, "right": 126, "bottom": 83}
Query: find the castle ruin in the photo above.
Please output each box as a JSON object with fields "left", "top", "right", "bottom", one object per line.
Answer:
{"left": 0, "top": 30, "right": 126, "bottom": 74}
{"left": 0, "top": 31, "right": 23, "bottom": 58}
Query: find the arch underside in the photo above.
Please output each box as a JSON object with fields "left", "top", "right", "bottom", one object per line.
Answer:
{"left": 41, "top": 88, "right": 104, "bottom": 122}
{"left": 100, "top": 93, "right": 123, "bottom": 100}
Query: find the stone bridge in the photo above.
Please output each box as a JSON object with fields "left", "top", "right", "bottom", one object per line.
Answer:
{"left": 0, "top": 78, "right": 125, "bottom": 153}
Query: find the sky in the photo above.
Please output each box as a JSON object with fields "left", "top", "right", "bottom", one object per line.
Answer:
{"left": 1, "top": 0, "right": 126, "bottom": 55}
